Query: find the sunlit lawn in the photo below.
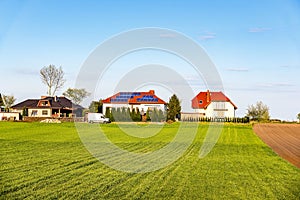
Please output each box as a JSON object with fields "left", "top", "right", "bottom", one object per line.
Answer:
{"left": 1, "top": 122, "right": 299, "bottom": 199}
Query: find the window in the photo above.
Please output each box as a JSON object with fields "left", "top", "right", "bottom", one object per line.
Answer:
{"left": 31, "top": 110, "right": 38, "bottom": 116}
{"left": 39, "top": 100, "right": 50, "bottom": 106}
{"left": 199, "top": 100, "right": 203, "bottom": 104}
{"left": 42, "top": 110, "right": 48, "bottom": 115}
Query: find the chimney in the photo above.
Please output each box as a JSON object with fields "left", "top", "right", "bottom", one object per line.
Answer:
{"left": 206, "top": 90, "right": 210, "bottom": 102}
{"left": 41, "top": 96, "right": 47, "bottom": 99}
{"left": 149, "top": 90, "right": 155, "bottom": 95}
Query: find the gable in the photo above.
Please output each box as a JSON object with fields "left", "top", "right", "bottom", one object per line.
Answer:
{"left": 192, "top": 91, "right": 237, "bottom": 109}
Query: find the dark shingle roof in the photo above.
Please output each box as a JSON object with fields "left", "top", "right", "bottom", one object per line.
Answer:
{"left": 12, "top": 99, "right": 39, "bottom": 108}
{"left": 12, "top": 96, "right": 83, "bottom": 109}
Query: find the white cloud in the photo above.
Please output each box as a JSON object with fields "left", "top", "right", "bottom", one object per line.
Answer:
{"left": 226, "top": 67, "right": 249, "bottom": 72}
{"left": 279, "top": 65, "right": 300, "bottom": 69}
{"left": 14, "top": 68, "right": 39, "bottom": 76}
{"left": 248, "top": 27, "right": 272, "bottom": 33}
{"left": 199, "top": 31, "right": 216, "bottom": 40}
{"left": 256, "top": 82, "right": 294, "bottom": 87}
{"left": 159, "top": 33, "right": 177, "bottom": 38}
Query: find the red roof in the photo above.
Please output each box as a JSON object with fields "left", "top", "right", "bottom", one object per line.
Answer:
{"left": 102, "top": 90, "right": 166, "bottom": 104}
{"left": 191, "top": 90, "right": 237, "bottom": 109}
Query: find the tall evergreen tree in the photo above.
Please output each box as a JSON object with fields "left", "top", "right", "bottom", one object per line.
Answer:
{"left": 167, "top": 94, "right": 181, "bottom": 121}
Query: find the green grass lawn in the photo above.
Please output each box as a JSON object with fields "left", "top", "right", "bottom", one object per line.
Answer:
{"left": 1, "top": 122, "right": 299, "bottom": 199}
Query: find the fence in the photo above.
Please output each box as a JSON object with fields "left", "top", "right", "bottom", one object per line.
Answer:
{"left": 181, "top": 116, "right": 250, "bottom": 123}
{"left": 23, "top": 117, "right": 85, "bottom": 122}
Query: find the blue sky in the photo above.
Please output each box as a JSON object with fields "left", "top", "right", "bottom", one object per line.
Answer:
{"left": 1, "top": 0, "right": 300, "bottom": 120}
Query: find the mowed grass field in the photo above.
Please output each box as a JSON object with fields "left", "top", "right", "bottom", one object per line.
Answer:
{"left": 1, "top": 122, "right": 299, "bottom": 199}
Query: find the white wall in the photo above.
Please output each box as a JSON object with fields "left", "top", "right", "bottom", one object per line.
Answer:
{"left": 0, "top": 112, "right": 20, "bottom": 120}
{"left": 194, "top": 102, "right": 235, "bottom": 118}
{"left": 103, "top": 103, "right": 165, "bottom": 115}
{"left": 134, "top": 104, "right": 165, "bottom": 113}
{"left": 28, "top": 108, "right": 52, "bottom": 117}
{"left": 194, "top": 108, "right": 206, "bottom": 115}
{"left": 102, "top": 103, "right": 129, "bottom": 114}
{"left": 206, "top": 102, "right": 235, "bottom": 118}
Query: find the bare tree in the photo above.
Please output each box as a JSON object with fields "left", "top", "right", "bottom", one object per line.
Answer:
{"left": 40, "top": 65, "right": 65, "bottom": 96}
{"left": 63, "top": 88, "right": 90, "bottom": 105}
{"left": 2, "top": 94, "right": 16, "bottom": 112}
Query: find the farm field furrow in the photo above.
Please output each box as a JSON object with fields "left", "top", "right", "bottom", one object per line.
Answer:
{"left": 254, "top": 123, "right": 300, "bottom": 168}
{"left": 1, "top": 122, "right": 299, "bottom": 199}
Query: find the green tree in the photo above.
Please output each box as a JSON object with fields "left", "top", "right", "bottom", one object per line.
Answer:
{"left": 22, "top": 107, "right": 28, "bottom": 117}
{"left": 297, "top": 113, "right": 300, "bottom": 122}
{"left": 150, "top": 108, "right": 158, "bottom": 122}
{"left": 88, "top": 100, "right": 103, "bottom": 113}
{"left": 0, "top": 93, "right": 4, "bottom": 107}
{"left": 63, "top": 88, "right": 90, "bottom": 105}
{"left": 150, "top": 108, "right": 165, "bottom": 122}
{"left": 40, "top": 65, "right": 65, "bottom": 96}
{"left": 106, "top": 107, "right": 115, "bottom": 122}
{"left": 126, "top": 108, "right": 131, "bottom": 122}
{"left": 146, "top": 109, "right": 151, "bottom": 121}
{"left": 247, "top": 101, "right": 270, "bottom": 122}
{"left": 131, "top": 107, "right": 141, "bottom": 122}
{"left": 158, "top": 109, "right": 165, "bottom": 122}
{"left": 121, "top": 107, "right": 127, "bottom": 121}
{"left": 105, "top": 107, "right": 111, "bottom": 121}
{"left": 111, "top": 107, "right": 123, "bottom": 122}
{"left": 2, "top": 95, "right": 16, "bottom": 112}
{"left": 167, "top": 94, "right": 181, "bottom": 121}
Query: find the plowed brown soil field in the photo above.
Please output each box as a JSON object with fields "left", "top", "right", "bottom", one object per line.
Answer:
{"left": 254, "top": 123, "right": 300, "bottom": 168}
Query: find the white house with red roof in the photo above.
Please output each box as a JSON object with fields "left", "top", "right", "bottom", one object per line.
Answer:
{"left": 102, "top": 90, "right": 166, "bottom": 114}
{"left": 191, "top": 90, "right": 237, "bottom": 118}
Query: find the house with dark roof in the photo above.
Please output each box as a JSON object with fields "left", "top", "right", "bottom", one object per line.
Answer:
{"left": 11, "top": 96, "right": 83, "bottom": 118}
{"left": 191, "top": 90, "right": 237, "bottom": 118}
{"left": 102, "top": 90, "right": 166, "bottom": 114}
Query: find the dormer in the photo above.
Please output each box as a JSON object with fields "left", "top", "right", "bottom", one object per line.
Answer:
{"left": 38, "top": 100, "right": 51, "bottom": 107}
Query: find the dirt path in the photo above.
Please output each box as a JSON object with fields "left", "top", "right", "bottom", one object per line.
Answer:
{"left": 253, "top": 123, "right": 300, "bottom": 168}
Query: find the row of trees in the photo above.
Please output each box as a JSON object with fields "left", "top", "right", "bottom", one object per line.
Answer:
{"left": 104, "top": 107, "right": 166, "bottom": 122}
